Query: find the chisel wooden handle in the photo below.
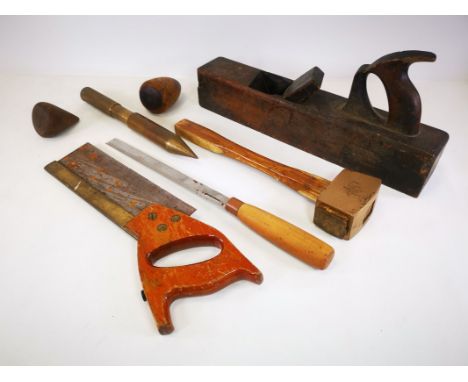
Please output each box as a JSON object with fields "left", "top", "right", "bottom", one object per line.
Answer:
{"left": 175, "top": 119, "right": 330, "bottom": 201}
{"left": 107, "top": 137, "right": 335, "bottom": 269}
{"left": 225, "top": 198, "right": 334, "bottom": 269}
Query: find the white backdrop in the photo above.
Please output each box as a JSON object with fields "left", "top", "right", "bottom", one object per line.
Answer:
{"left": 1, "top": 16, "right": 467, "bottom": 80}
{"left": 0, "top": 16, "right": 467, "bottom": 365}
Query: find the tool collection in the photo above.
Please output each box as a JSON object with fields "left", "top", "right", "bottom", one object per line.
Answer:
{"left": 34, "top": 51, "right": 449, "bottom": 334}
{"left": 175, "top": 119, "right": 381, "bottom": 240}
{"left": 107, "top": 138, "right": 334, "bottom": 268}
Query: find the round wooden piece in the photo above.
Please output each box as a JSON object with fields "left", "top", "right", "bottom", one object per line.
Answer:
{"left": 139, "top": 77, "right": 181, "bottom": 114}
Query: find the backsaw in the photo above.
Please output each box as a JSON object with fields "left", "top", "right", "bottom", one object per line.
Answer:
{"left": 45, "top": 143, "right": 262, "bottom": 335}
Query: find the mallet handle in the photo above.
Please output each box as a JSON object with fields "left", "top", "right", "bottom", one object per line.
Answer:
{"left": 175, "top": 119, "right": 331, "bottom": 201}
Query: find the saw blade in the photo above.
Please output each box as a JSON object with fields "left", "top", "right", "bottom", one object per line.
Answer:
{"left": 45, "top": 143, "right": 196, "bottom": 231}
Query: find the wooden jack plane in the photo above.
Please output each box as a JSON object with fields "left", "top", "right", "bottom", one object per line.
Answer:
{"left": 197, "top": 50, "right": 449, "bottom": 197}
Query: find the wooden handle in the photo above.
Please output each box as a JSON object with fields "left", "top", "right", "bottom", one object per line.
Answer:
{"left": 175, "top": 119, "right": 330, "bottom": 201}
{"left": 366, "top": 51, "right": 435, "bottom": 135}
{"left": 125, "top": 203, "right": 263, "bottom": 334}
{"left": 225, "top": 198, "right": 334, "bottom": 269}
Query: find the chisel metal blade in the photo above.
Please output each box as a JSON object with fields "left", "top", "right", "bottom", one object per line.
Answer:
{"left": 107, "top": 138, "right": 229, "bottom": 208}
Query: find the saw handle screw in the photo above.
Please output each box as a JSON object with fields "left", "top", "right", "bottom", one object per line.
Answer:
{"left": 157, "top": 224, "right": 168, "bottom": 232}
{"left": 171, "top": 215, "right": 181, "bottom": 222}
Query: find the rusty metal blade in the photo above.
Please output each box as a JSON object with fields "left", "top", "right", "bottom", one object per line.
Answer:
{"left": 45, "top": 161, "right": 137, "bottom": 232}
{"left": 50, "top": 143, "right": 196, "bottom": 219}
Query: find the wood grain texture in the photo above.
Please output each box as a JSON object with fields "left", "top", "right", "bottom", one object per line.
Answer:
{"left": 126, "top": 204, "right": 263, "bottom": 334}
{"left": 139, "top": 77, "right": 181, "bottom": 114}
{"left": 32, "top": 102, "right": 79, "bottom": 137}
{"left": 225, "top": 198, "right": 334, "bottom": 270}
{"left": 175, "top": 119, "right": 330, "bottom": 201}
{"left": 197, "top": 56, "right": 449, "bottom": 197}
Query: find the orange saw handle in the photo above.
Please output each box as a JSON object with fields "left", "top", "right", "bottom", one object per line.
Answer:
{"left": 125, "top": 204, "right": 263, "bottom": 335}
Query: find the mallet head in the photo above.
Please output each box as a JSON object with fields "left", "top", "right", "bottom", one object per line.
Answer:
{"left": 314, "top": 169, "right": 381, "bottom": 239}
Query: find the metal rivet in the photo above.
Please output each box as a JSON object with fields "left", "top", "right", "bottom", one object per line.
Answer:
{"left": 157, "top": 223, "right": 167, "bottom": 232}
{"left": 171, "top": 214, "right": 181, "bottom": 222}
{"left": 148, "top": 212, "right": 157, "bottom": 220}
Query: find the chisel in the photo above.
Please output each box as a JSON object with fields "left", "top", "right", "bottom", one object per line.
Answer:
{"left": 107, "top": 138, "right": 334, "bottom": 269}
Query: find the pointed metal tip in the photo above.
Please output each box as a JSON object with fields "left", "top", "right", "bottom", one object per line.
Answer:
{"left": 166, "top": 137, "right": 198, "bottom": 159}
{"left": 186, "top": 151, "right": 199, "bottom": 159}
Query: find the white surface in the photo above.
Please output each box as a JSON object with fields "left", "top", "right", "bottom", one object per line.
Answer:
{"left": 1, "top": 16, "right": 468, "bottom": 80}
{"left": 0, "top": 16, "right": 467, "bottom": 365}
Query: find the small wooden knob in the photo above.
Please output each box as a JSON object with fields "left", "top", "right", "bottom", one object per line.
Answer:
{"left": 139, "top": 77, "right": 181, "bottom": 114}
{"left": 32, "top": 102, "right": 79, "bottom": 138}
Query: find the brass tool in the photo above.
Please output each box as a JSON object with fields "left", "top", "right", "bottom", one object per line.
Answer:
{"left": 80, "top": 87, "right": 196, "bottom": 158}
{"left": 175, "top": 119, "right": 381, "bottom": 239}
{"left": 45, "top": 143, "right": 262, "bottom": 334}
{"left": 107, "top": 138, "right": 335, "bottom": 269}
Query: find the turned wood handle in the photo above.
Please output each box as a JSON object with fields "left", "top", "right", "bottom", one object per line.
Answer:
{"left": 225, "top": 198, "right": 334, "bottom": 269}
{"left": 175, "top": 119, "right": 330, "bottom": 201}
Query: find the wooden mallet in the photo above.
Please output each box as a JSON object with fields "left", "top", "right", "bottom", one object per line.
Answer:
{"left": 175, "top": 119, "right": 381, "bottom": 240}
